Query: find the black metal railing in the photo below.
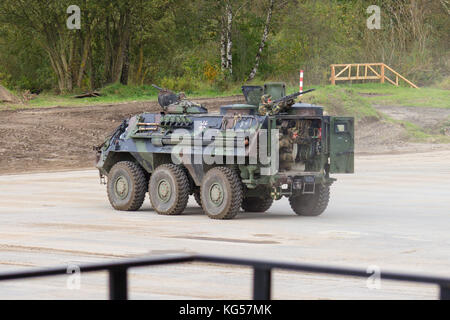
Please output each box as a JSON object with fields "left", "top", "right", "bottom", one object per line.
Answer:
{"left": 0, "top": 254, "right": 448, "bottom": 300}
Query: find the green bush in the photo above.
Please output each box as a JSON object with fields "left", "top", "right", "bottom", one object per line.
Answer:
{"left": 160, "top": 76, "right": 201, "bottom": 93}
{"left": 434, "top": 77, "right": 450, "bottom": 90}
{"left": 100, "top": 83, "right": 156, "bottom": 98}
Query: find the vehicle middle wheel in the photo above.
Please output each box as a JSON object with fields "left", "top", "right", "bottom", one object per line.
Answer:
{"left": 201, "top": 167, "right": 243, "bottom": 220}
{"left": 149, "top": 164, "right": 190, "bottom": 215}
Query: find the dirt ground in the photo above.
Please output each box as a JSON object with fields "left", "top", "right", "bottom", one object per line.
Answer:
{"left": 0, "top": 97, "right": 241, "bottom": 174}
{"left": 0, "top": 97, "right": 449, "bottom": 175}
{"left": 374, "top": 104, "right": 450, "bottom": 135}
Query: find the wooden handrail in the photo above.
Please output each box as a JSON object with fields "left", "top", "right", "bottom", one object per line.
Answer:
{"left": 330, "top": 63, "right": 418, "bottom": 88}
{"left": 383, "top": 64, "right": 419, "bottom": 88}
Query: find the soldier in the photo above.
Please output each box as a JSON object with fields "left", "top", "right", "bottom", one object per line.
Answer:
{"left": 258, "top": 94, "right": 276, "bottom": 116}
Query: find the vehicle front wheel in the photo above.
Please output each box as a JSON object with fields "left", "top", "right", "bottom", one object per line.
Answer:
{"left": 289, "top": 184, "right": 330, "bottom": 216}
{"left": 149, "top": 164, "right": 190, "bottom": 215}
{"left": 107, "top": 161, "right": 148, "bottom": 211}
{"left": 201, "top": 167, "right": 243, "bottom": 220}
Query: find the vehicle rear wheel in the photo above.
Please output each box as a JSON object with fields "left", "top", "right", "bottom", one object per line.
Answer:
{"left": 289, "top": 184, "right": 330, "bottom": 216}
{"left": 149, "top": 164, "right": 189, "bottom": 215}
{"left": 242, "top": 197, "right": 273, "bottom": 212}
{"left": 201, "top": 167, "right": 243, "bottom": 220}
{"left": 107, "top": 161, "right": 147, "bottom": 211}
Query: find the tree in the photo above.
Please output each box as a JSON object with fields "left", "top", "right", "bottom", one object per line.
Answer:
{"left": 247, "top": 0, "right": 275, "bottom": 81}
{"left": 219, "top": 0, "right": 249, "bottom": 76}
{"left": 0, "top": 0, "right": 103, "bottom": 92}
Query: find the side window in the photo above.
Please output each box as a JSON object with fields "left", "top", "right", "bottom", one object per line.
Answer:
{"left": 335, "top": 122, "right": 348, "bottom": 133}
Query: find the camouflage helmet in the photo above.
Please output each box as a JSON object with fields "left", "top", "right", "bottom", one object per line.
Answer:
{"left": 260, "top": 94, "right": 272, "bottom": 104}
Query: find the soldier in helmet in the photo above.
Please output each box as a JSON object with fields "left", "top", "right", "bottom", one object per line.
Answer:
{"left": 258, "top": 94, "right": 272, "bottom": 116}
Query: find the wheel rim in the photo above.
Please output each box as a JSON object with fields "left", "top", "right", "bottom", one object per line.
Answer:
{"left": 114, "top": 176, "right": 129, "bottom": 200}
{"left": 209, "top": 182, "right": 224, "bottom": 206}
{"left": 157, "top": 179, "right": 172, "bottom": 203}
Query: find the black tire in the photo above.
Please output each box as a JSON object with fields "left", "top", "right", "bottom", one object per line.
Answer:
{"left": 149, "top": 164, "right": 189, "bottom": 215}
{"left": 242, "top": 197, "right": 273, "bottom": 212}
{"left": 289, "top": 184, "right": 330, "bottom": 216}
{"left": 201, "top": 167, "right": 243, "bottom": 220}
{"left": 107, "top": 161, "right": 147, "bottom": 211}
{"left": 193, "top": 189, "right": 202, "bottom": 206}
{"left": 182, "top": 166, "right": 195, "bottom": 195}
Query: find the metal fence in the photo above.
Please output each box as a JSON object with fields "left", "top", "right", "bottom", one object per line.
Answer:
{"left": 0, "top": 254, "right": 448, "bottom": 300}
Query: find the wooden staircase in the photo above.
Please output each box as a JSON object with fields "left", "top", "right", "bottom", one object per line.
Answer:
{"left": 330, "top": 63, "right": 418, "bottom": 88}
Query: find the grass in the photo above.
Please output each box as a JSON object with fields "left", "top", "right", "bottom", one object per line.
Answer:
{"left": 1, "top": 81, "right": 449, "bottom": 142}
{"left": 297, "top": 85, "right": 382, "bottom": 122}
{"left": 2, "top": 81, "right": 448, "bottom": 111}
{"left": 342, "top": 83, "right": 450, "bottom": 109}
{"left": 1, "top": 82, "right": 244, "bottom": 110}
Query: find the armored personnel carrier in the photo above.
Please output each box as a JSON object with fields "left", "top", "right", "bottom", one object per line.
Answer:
{"left": 95, "top": 83, "right": 354, "bottom": 219}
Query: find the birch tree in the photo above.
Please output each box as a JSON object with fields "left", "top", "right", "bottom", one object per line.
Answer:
{"left": 219, "top": 0, "right": 248, "bottom": 76}
{"left": 220, "top": 1, "right": 234, "bottom": 75}
{"left": 248, "top": 0, "right": 275, "bottom": 81}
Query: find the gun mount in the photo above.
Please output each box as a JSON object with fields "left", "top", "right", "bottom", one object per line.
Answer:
{"left": 152, "top": 84, "right": 208, "bottom": 115}
{"left": 258, "top": 88, "right": 316, "bottom": 116}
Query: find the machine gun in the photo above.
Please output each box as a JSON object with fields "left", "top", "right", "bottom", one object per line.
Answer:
{"left": 258, "top": 88, "right": 315, "bottom": 115}
{"left": 152, "top": 84, "right": 207, "bottom": 115}
{"left": 152, "top": 84, "right": 184, "bottom": 109}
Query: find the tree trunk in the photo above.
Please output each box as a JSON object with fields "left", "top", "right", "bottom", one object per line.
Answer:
{"left": 111, "top": 15, "right": 125, "bottom": 83}
{"left": 47, "top": 51, "right": 65, "bottom": 93}
{"left": 103, "top": 16, "right": 113, "bottom": 84}
{"left": 63, "top": 41, "right": 74, "bottom": 92}
{"left": 225, "top": 2, "right": 233, "bottom": 74}
{"left": 47, "top": 47, "right": 71, "bottom": 94}
{"left": 141, "top": 68, "right": 149, "bottom": 85}
{"left": 220, "top": 15, "right": 227, "bottom": 71}
{"left": 77, "top": 31, "right": 91, "bottom": 88}
{"left": 135, "top": 44, "right": 144, "bottom": 84}
{"left": 88, "top": 42, "right": 95, "bottom": 91}
{"left": 248, "top": 0, "right": 274, "bottom": 81}
{"left": 120, "top": 37, "right": 130, "bottom": 85}
{"left": 42, "top": 27, "right": 74, "bottom": 93}
{"left": 112, "top": 10, "right": 131, "bottom": 83}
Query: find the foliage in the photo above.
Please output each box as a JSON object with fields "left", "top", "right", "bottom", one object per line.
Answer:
{"left": 433, "top": 76, "right": 450, "bottom": 90}
{"left": 0, "top": 0, "right": 448, "bottom": 93}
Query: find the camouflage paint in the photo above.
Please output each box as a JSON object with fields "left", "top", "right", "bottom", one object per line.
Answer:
{"left": 95, "top": 83, "right": 354, "bottom": 199}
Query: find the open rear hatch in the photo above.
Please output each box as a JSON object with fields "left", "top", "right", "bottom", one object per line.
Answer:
{"left": 329, "top": 117, "right": 354, "bottom": 173}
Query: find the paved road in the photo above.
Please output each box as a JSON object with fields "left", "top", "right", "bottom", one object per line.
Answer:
{"left": 0, "top": 151, "right": 449, "bottom": 299}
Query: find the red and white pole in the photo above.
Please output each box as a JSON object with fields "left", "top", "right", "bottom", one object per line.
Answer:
{"left": 299, "top": 69, "right": 304, "bottom": 93}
